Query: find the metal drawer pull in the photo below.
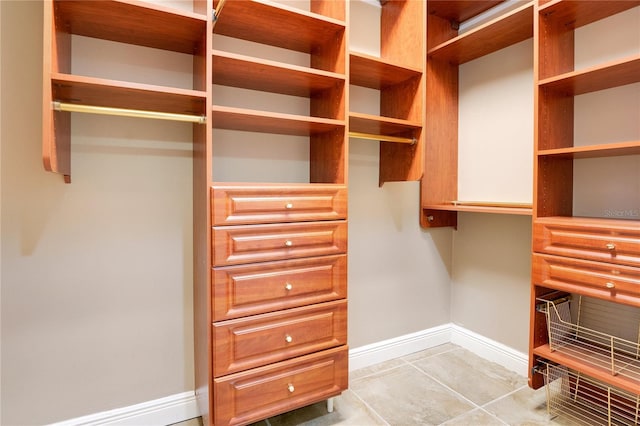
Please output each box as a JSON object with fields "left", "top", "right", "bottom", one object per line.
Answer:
{"left": 606, "top": 243, "right": 616, "bottom": 251}
{"left": 284, "top": 240, "right": 293, "bottom": 247}
{"left": 288, "top": 384, "right": 295, "bottom": 393}
{"left": 285, "top": 203, "right": 293, "bottom": 209}
{"left": 285, "top": 335, "right": 293, "bottom": 343}
{"left": 605, "top": 282, "right": 615, "bottom": 289}
{"left": 285, "top": 283, "right": 293, "bottom": 291}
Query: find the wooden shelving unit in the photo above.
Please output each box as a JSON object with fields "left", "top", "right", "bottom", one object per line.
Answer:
{"left": 529, "top": 0, "right": 640, "bottom": 403}
{"left": 420, "top": 0, "right": 534, "bottom": 228}
{"left": 348, "top": 0, "right": 425, "bottom": 186}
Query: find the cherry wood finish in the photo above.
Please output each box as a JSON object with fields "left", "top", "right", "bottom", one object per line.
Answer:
{"left": 421, "top": 1, "right": 534, "bottom": 228}
{"left": 213, "top": 347, "right": 348, "bottom": 426}
{"left": 211, "top": 184, "right": 347, "bottom": 226}
{"left": 529, "top": 0, "right": 640, "bottom": 397}
{"left": 212, "top": 221, "right": 347, "bottom": 267}
{"left": 212, "top": 255, "right": 347, "bottom": 321}
{"left": 212, "top": 300, "right": 347, "bottom": 376}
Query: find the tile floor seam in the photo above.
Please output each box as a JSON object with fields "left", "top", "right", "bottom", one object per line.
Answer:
{"left": 437, "top": 406, "right": 510, "bottom": 426}
{"left": 347, "top": 388, "right": 392, "bottom": 426}
{"left": 478, "top": 384, "right": 531, "bottom": 410}
{"left": 349, "top": 359, "right": 413, "bottom": 382}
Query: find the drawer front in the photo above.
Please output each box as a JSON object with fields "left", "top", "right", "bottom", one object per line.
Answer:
{"left": 211, "top": 184, "right": 347, "bottom": 226}
{"left": 213, "top": 300, "right": 347, "bottom": 376}
{"left": 213, "top": 221, "right": 347, "bottom": 266}
{"left": 212, "top": 255, "right": 347, "bottom": 321}
{"left": 533, "top": 253, "right": 640, "bottom": 305}
{"left": 534, "top": 218, "right": 640, "bottom": 267}
{"left": 213, "top": 346, "right": 348, "bottom": 426}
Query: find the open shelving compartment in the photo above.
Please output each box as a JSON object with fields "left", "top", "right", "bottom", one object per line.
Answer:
{"left": 211, "top": 0, "right": 347, "bottom": 186}
{"left": 420, "top": 0, "right": 535, "bottom": 228}
{"left": 43, "top": 0, "right": 209, "bottom": 183}
{"left": 348, "top": 0, "right": 425, "bottom": 186}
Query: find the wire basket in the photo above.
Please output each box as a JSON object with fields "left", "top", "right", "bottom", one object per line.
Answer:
{"left": 537, "top": 294, "right": 640, "bottom": 382}
{"left": 542, "top": 363, "right": 640, "bottom": 425}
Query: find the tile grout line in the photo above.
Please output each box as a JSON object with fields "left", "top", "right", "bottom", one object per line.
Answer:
{"left": 346, "top": 389, "right": 392, "bottom": 426}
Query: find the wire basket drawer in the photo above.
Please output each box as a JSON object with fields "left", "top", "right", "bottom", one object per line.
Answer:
{"left": 542, "top": 363, "right": 640, "bottom": 425}
{"left": 537, "top": 295, "right": 640, "bottom": 383}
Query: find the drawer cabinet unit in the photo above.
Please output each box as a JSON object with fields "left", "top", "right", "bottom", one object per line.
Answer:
{"left": 212, "top": 254, "right": 347, "bottom": 321}
{"left": 210, "top": 182, "right": 348, "bottom": 424}
{"left": 213, "top": 347, "right": 348, "bottom": 426}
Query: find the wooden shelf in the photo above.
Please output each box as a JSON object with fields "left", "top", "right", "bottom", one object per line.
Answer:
{"left": 534, "top": 344, "right": 640, "bottom": 396}
{"left": 213, "top": 0, "right": 345, "bottom": 54}
{"left": 51, "top": 73, "right": 207, "bottom": 115}
{"left": 349, "top": 112, "right": 421, "bottom": 137}
{"left": 538, "top": 140, "right": 640, "bottom": 159}
{"left": 349, "top": 52, "right": 421, "bottom": 90}
{"left": 212, "top": 105, "right": 344, "bottom": 136}
{"left": 424, "top": 202, "right": 532, "bottom": 216}
{"left": 539, "top": 56, "right": 640, "bottom": 95}
{"left": 213, "top": 50, "right": 344, "bottom": 97}
{"left": 427, "top": 0, "right": 506, "bottom": 23}
{"left": 54, "top": 0, "right": 206, "bottom": 54}
{"left": 538, "top": 0, "right": 640, "bottom": 31}
{"left": 427, "top": 1, "right": 534, "bottom": 64}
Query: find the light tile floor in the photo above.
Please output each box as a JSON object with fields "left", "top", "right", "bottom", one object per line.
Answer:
{"left": 174, "top": 343, "right": 568, "bottom": 426}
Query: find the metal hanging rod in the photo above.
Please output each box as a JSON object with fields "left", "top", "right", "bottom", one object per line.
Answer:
{"left": 349, "top": 131, "right": 416, "bottom": 145}
{"left": 53, "top": 102, "right": 206, "bottom": 124}
{"left": 212, "top": 0, "right": 227, "bottom": 27}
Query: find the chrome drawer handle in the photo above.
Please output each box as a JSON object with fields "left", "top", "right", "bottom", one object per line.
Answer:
{"left": 606, "top": 282, "right": 615, "bottom": 289}
{"left": 285, "top": 203, "right": 293, "bottom": 209}
{"left": 284, "top": 240, "right": 293, "bottom": 247}
{"left": 606, "top": 243, "right": 616, "bottom": 251}
{"left": 285, "top": 283, "right": 293, "bottom": 291}
{"left": 288, "top": 384, "right": 295, "bottom": 393}
{"left": 285, "top": 335, "right": 293, "bottom": 343}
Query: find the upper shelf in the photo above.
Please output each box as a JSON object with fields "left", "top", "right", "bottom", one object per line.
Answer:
{"left": 349, "top": 112, "right": 421, "bottom": 137}
{"left": 424, "top": 202, "right": 533, "bottom": 216}
{"left": 538, "top": 55, "right": 640, "bottom": 95}
{"left": 538, "top": 140, "right": 640, "bottom": 159}
{"left": 212, "top": 105, "right": 344, "bottom": 136}
{"left": 213, "top": 50, "right": 345, "bottom": 96}
{"left": 52, "top": 73, "right": 207, "bottom": 115}
{"left": 428, "top": 1, "right": 534, "bottom": 64}
{"left": 427, "top": 0, "right": 506, "bottom": 24}
{"left": 53, "top": 0, "right": 207, "bottom": 54}
{"left": 213, "top": 0, "right": 345, "bottom": 54}
{"left": 538, "top": 0, "right": 640, "bottom": 30}
{"left": 349, "top": 52, "right": 422, "bottom": 90}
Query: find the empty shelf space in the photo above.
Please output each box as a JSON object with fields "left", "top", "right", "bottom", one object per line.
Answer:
{"left": 539, "top": 56, "right": 640, "bottom": 95}
{"left": 349, "top": 52, "right": 421, "bottom": 89}
{"left": 51, "top": 73, "right": 207, "bottom": 115}
{"left": 213, "top": 0, "right": 345, "bottom": 54}
{"left": 538, "top": 0, "right": 640, "bottom": 31}
{"left": 349, "top": 112, "right": 420, "bottom": 137}
{"left": 424, "top": 202, "right": 532, "bottom": 216}
{"left": 212, "top": 105, "right": 344, "bottom": 136}
{"left": 212, "top": 50, "right": 344, "bottom": 97}
{"left": 537, "top": 141, "right": 640, "bottom": 159}
{"left": 52, "top": 0, "right": 206, "bottom": 54}
{"left": 427, "top": 1, "right": 534, "bottom": 64}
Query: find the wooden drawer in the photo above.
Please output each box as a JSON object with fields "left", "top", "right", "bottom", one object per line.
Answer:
{"left": 213, "top": 300, "right": 347, "bottom": 376}
{"left": 533, "top": 253, "right": 640, "bottom": 306}
{"left": 211, "top": 184, "right": 347, "bottom": 226}
{"left": 212, "top": 221, "right": 347, "bottom": 266}
{"left": 213, "top": 346, "right": 348, "bottom": 426}
{"left": 212, "top": 255, "right": 347, "bottom": 321}
{"left": 534, "top": 217, "right": 640, "bottom": 267}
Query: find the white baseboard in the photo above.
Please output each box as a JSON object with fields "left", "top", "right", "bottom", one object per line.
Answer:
{"left": 48, "top": 391, "right": 200, "bottom": 426}
{"left": 50, "top": 324, "right": 527, "bottom": 425}
{"left": 348, "top": 323, "right": 451, "bottom": 371}
{"left": 450, "top": 324, "right": 529, "bottom": 377}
